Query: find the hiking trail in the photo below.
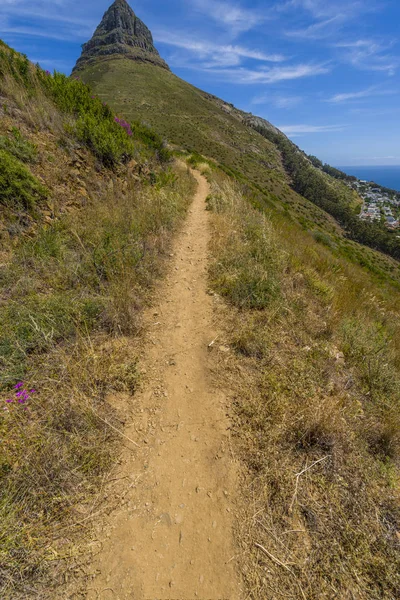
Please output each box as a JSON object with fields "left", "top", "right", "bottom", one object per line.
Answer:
{"left": 85, "top": 170, "right": 242, "bottom": 599}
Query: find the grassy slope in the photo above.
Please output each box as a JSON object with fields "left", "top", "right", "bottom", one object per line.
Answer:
{"left": 77, "top": 58, "right": 400, "bottom": 285}
{"left": 205, "top": 166, "right": 400, "bottom": 598}
{"left": 0, "top": 46, "right": 196, "bottom": 597}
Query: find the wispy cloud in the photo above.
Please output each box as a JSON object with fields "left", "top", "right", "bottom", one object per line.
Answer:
{"left": 204, "top": 63, "right": 330, "bottom": 84}
{"left": 282, "top": 0, "right": 383, "bottom": 42}
{"left": 192, "top": 0, "right": 267, "bottom": 35}
{"left": 327, "top": 86, "right": 396, "bottom": 103}
{"left": 369, "top": 156, "right": 400, "bottom": 160}
{"left": 286, "top": 15, "right": 345, "bottom": 39}
{"left": 156, "top": 31, "right": 285, "bottom": 69}
{"left": 31, "top": 57, "right": 72, "bottom": 70}
{"left": 0, "top": 25, "right": 89, "bottom": 42}
{"left": 335, "top": 39, "right": 399, "bottom": 75}
{"left": 252, "top": 93, "right": 303, "bottom": 108}
{"left": 0, "top": 0, "right": 94, "bottom": 42}
{"left": 280, "top": 0, "right": 376, "bottom": 19}
{"left": 278, "top": 124, "right": 345, "bottom": 135}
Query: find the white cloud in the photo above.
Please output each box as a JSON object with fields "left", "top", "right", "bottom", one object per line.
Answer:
{"left": 156, "top": 31, "right": 286, "bottom": 69}
{"left": 252, "top": 93, "right": 303, "bottom": 108}
{"left": 370, "top": 156, "right": 400, "bottom": 160}
{"left": 334, "top": 39, "right": 399, "bottom": 75}
{"left": 280, "top": 0, "right": 375, "bottom": 19}
{"left": 329, "top": 89, "right": 375, "bottom": 103}
{"left": 31, "top": 57, "right": 72, "bottom": 70}
{"left": 192, "top": 0, "right": 266, "bottom": 35}
{"left": 278, "top": 124, "right": 345, "bottom": 134}
{"left": 327, "top": 86, "right": 396, "bottom": 103}
{"left": 286, "top": 15, "right": 345, "bottom": 39}
{"left": 0, "top": 0, "right": 95, "bottom": 41}
{"left": 0, "top": 25, "right": 89, "bottom": 42}
{"left": 192, "top": 63, "right": 329, "bottom": 85}
{"left": 282, "top": 1, "right": 383, "bottom": 42}
{"left": 222, "top": 63, "right": 330, "bottom": 84}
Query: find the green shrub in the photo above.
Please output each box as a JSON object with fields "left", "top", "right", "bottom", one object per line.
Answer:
{"left": 37, "top": 70, "right": 170, "bottom": 167}
{"left": 0, "top": 128, "right": 37, "bottom": 163}
{"left": 0, "top": 49, "right": 31, "bottom": 85}
{"left": 0, "top": 51, "right": 170, "bottom": 169}
{"left": 0, "top": 149, "right": 47, "bottom": 210}
{"left": 75, "top": 113, "right": 136, "bottom": 167}
{"left": 312, "top": 230, "right": 335, "bottom": 248}
{"left": 341, "top": 319, "right": 399, "bottom": 397}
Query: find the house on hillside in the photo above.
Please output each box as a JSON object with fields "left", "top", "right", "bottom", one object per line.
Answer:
{"left": 385, "top": 216, "right": 399, "bottom": 229}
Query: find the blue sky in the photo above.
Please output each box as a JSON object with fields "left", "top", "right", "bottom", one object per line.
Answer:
{"left": 1, "top": 0, "right": 399, "bottom": 166}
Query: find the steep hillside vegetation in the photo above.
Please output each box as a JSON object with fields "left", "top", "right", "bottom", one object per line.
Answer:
{"left": 0, "top": 43, "right": 195, "bottom": 598}
{"left": 200, "top": 158, "right": 400, "bottom": 598}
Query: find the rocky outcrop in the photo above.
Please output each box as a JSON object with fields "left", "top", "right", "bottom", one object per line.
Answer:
{"left": 241, "top": 113, "right": 283, "bottom": 138}
{"left": 73, "top": 0, "right": 169, "bottom": 72}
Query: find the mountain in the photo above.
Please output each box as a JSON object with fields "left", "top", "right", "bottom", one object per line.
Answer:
{"left": 73, "top": 0, "right": 169, "bottom": 72}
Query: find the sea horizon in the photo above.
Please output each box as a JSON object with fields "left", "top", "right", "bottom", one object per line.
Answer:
{"left": 335, "top": 165, "right": 400, "bottom": 192}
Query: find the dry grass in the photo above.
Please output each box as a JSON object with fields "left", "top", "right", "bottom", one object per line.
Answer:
{"left": 207, "top": 174, "right": 400, "bottom": 599}
{"left": 0, "top": 166, "right": 196, "bottom": 598}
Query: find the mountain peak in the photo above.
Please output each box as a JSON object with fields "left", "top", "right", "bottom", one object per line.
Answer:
{"left": 73, "top": 0, "right": 169, "bottom": 72}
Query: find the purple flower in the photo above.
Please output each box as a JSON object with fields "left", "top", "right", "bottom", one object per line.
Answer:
{"left": 6, "top": 399, "right": 13, "bottom": 404}
{"left": 15, "top": 382, "right": 24, "bottom": 390}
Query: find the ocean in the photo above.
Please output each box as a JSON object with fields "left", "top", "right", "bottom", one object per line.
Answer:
{"left": 336, "top": 166, "right": 400, "bottom": 192}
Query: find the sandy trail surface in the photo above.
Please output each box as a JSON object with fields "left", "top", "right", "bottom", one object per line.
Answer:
{"left": 86, "top": 170, "right": 242, "bottom": 600}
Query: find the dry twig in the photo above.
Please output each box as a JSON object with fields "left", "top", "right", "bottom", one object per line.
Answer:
{"left": 290, "top": 455, "right": 331, "bottom": 512}
{"left": 254, "top": 542, "right": 294, "bottom": 574}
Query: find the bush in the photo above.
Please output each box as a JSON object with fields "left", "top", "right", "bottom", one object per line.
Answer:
{"left": 75, "top": 113, "right": 136, "bottom": 168}
{"left": 0, "top": 50, "right": 170, "bottom": 169}
{"left": 0, "top": 149, "right": 47, "bottom": 210}
{"left": 38, "top": 71, "right": 170, "bottom": 167}
{"left": 0, "top": 128, "right": 37, "bottom": 163}
{"left": 312, "top": 230, "right": 335, "bottom": 248}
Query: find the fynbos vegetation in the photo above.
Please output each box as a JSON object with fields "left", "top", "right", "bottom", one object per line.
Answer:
{"left": 206, "top": 165, "right": 400, "bottom": 598}
{"left": 0, "top": 45, "right": 195, "bottom": 597}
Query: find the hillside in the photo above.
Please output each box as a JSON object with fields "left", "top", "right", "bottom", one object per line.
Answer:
{"left": 0, "top": 41, "right": 196, "bottom": 597}
{"left": 1, "top": 1, "right": 400, "bottom": 598}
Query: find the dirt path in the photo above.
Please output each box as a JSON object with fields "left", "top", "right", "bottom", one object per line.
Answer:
{"left": 86, "top": 170, "right": 242, "bottom": 599}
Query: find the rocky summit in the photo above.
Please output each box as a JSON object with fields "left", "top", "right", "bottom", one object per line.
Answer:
{"left": 73, "top": 0, "right": 169, "bottom": 72}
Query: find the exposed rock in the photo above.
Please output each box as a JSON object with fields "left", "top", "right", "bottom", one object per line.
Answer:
{"left": 73, "top": 0, "right": 169, "bottom": 72}
{"left": 242, "top": 113, "right": 283, "bottom": 138}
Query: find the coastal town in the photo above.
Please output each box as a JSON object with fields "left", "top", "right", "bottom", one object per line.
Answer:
{"left": 350, "top": 180, "right": 400, "bottom": 230}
